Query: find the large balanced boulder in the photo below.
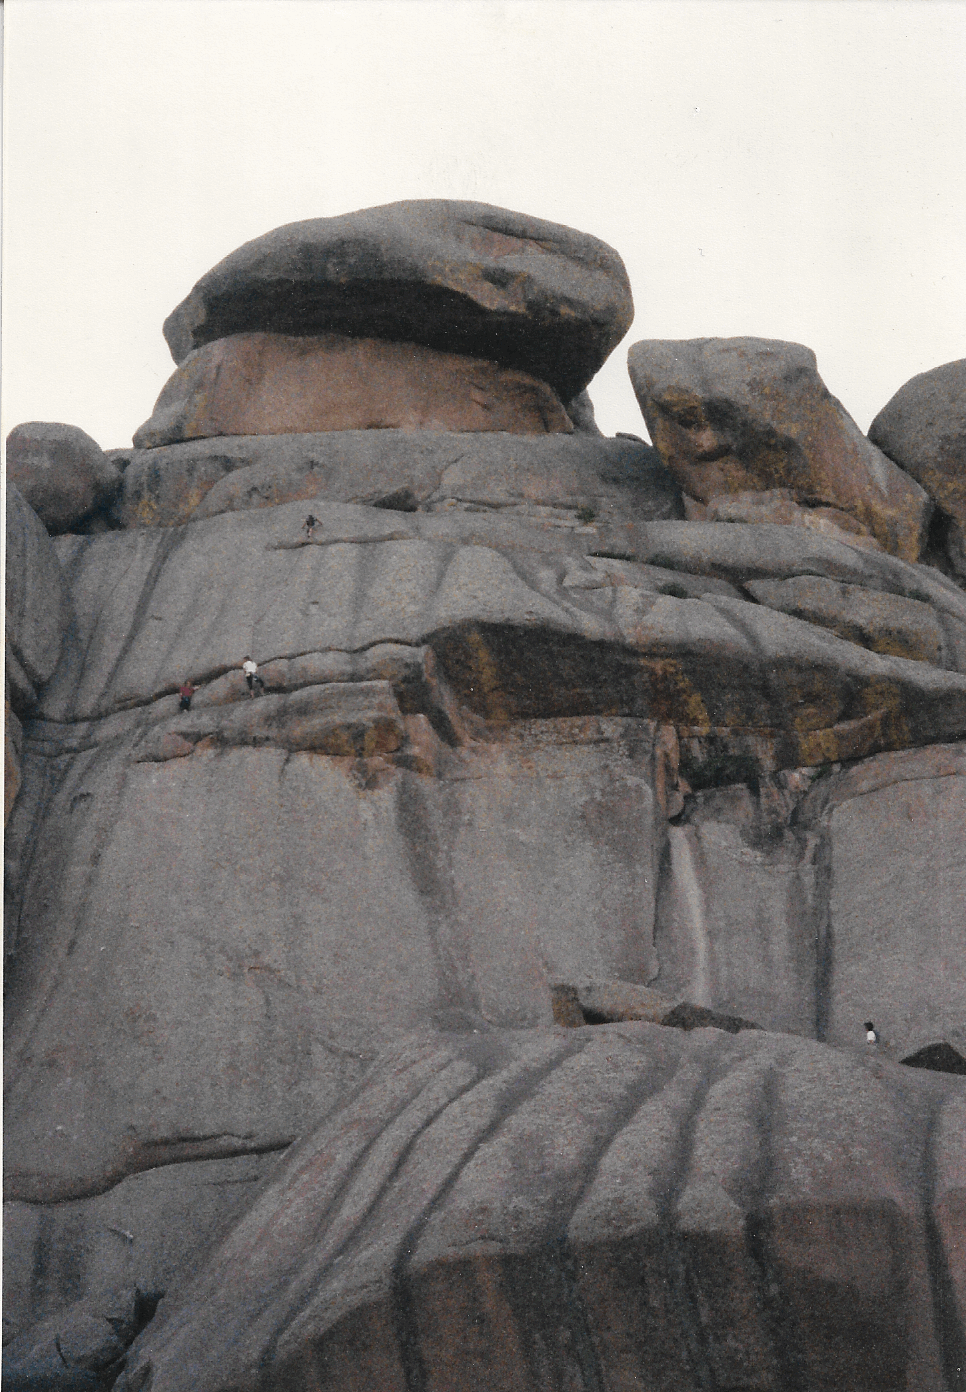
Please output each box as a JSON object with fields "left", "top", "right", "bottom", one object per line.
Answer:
{"left": 627, "top": 337, "right": 931, "bottom": 561}
{"left": 5, "top": 422, "right": 121, "bottom": 534}
{"left": 161, "top": 201, "right": 634, "bottom": 403}
{"left": 114, "top": 1023, "right": 964, "bottom": 1392}
{"left": 869, "top": 359, "right": 966, "bottom": 578}
{"left": 132, "top": 331, "right": 574, "bottom": 448}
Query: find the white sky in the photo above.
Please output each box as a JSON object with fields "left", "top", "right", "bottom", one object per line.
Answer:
{"left": 3, "top": 0, "right": 964, "bottom": 449}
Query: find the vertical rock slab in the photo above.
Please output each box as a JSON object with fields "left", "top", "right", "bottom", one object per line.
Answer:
{"left": 3, "top": 718, "right": 664, "bottom": 1205}
{"left": 802, "top": 742, "right": 966, "bottom": 1057}
{"left": 627, "top": 337, "right": 931, "bottom": 560}
{"left": 5, "top": 484, "right": 72, "bottom": 711}
{"left": 652, "top": 780, "right": 820, "bottom": 1035}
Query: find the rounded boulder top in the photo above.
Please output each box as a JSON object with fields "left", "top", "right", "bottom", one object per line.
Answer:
{"left": 162, "top": 200, "right": 634, "bottom": 403}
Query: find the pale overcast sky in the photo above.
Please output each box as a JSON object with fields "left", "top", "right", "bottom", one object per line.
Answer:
{"left": 3, "top": 0, "right": 964, "bottom": 449}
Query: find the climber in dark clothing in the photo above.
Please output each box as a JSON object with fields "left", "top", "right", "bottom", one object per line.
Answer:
{"left": 179, "top": 681, "right": 195, "bottom": 712}
{"left": 303, "top": 514, "right": 318, "bottom": 538}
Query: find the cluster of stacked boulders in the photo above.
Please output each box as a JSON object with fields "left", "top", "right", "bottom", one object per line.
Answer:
{"left": 4, "top": 201, "right": 965, "bottom": 1392}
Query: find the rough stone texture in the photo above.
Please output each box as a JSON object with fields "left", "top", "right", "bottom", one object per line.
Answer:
{"left": 5, "top": 699, "right": 23, "bottom": 826}
{"left": 745, "top": 574, "right": 955, "bottom": 668}
{"left": 132, "top": 331, "right": 574, "bottom": 449}
{"left": 800, "top": 742, "right": 966, "bottom": 1058}
{"left": 705, "top": 486, "right": 885, "bottom": 550}
{"left": 5, "top": 422, "right": 121, "bottom": 534}
{"left": 5, "top": 484, "right": 73, "bottom": 714}
{"left": 111, "top": 1024, "right": 961, "bottom": 1392}
{"left": 2, "top": 1154, "right": 278, "bottom": 1338}
{"left": 117, "top": 428, "right": 681, "bottom": 529}
{"left": 596, "top": 518, "right": 966, "bottom": 642}
{"left": 869, "top": 358, "right": 966, "bottom": 529}
{"left": 653, "top": 780, "right": 821, "bottom": 1037}
{"left": 162, "top": 201, "right": 634, "bottom": 402}
{"left": 652, "top": 743, "right": 966, "bottom": 1060}
{"left": 627, "top": 337, "right": 932, "bottom": 561}
{"left": 2, "top": 1285, "right": 161, "bottom": 1389}
{"left": 30, "top": 504, "right": 966, "bottom": 768}
{"left": 4, "top": 717, "right": 665, "bottom": 1203}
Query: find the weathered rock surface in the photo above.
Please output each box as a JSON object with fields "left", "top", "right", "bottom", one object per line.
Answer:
{"left": 5, "top": 422, "right": 121, "bottom": 534}
{"left": 132, "top": 331, "right": 574, "bottom": 449}
{"left": 3, "top": 1154, "right": 276, "bottom": 1338}
{"left": 653, "top": 742, "right": 966, "bottom": 1058}
{"left": 5, "top": 484, "right": 73, "bottom": 714}
{"left": 627, "top": 337, "right": 931, "bottom": 560}
{"left": 112, "top": 1023, "right": 964, "bottom": 1392}
{"left": 869, "top": 358, "right": 966, "bottom": 529}
{"left": 117, "top": 428, "right": 681, "bottom": 529}
{"left": 745, "top": 574, "right": 955, "bottom": 667}
{"left": 704, "top": 486, "right": 886, "bottom": 550}
{"left": 162, "top": 201, "right": 634, "bottom": 402}
{"left": 32, "top": 504, "right": 966, "bottom": 767}
{"left": 4, "top": 715, "right": 667, "bottom": 1202}
{"left": 2, "top": 1285, "right": 161, "bottom": 1389}
{"left": 800, "top": 742, "right": 966, "bottom": 1059}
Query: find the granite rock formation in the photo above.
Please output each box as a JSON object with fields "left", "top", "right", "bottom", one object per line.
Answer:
{"left": 869, "top": 358, "right": 966, "bottom": 578}
{"left": 627, "top": 337, "right": 931, "bottom": 561}
{"left": 6, "top": 422, "right": 122, "bottom": 535}
{"left": 132, "top": 332, "right": 575, "bottom": 448}
{"left": 161, "top": 200, "right": 634, "bottom": 403}
{"left": 4, "top": 202, "right": 965, "bottom": 1390}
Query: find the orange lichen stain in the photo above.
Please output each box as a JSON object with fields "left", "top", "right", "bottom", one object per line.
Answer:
{"left": 643, "top": 659, "right": 710, "bottom": 728}
{"left": 457, "top": 629, "right": 511, "bottom": 724}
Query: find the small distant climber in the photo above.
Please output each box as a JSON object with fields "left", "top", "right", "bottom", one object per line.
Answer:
{"left": 242, "top": 656, "right": 263, "bottom": 697}
{"left": 178, "top": 680, "right": 195, "bottom": 712}
{"left": 864, "top": 1021, "right": 879, "bottom": 1047}
{"left": 303, "top": 514, "right": 318, "bottom": 539}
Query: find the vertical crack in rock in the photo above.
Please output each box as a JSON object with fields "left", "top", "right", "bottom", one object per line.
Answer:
{"left": 659, "top": 1034, "right": 738, "bottom": 1392}
{"left": 667, "top": 825, "right": 712, "bottom": 1007}
{"left": 923, "top": 1095, "right": 966, "bottom": 1392}
{"left": 742, "top": 1065, "right": 810, "bottom": 1392}
{"left": 810, "top": 823, "right": 835, "bottom": 1042}
{"left": 388, "top": 1035, "right": 590, "bottom": 1392}
{"left": 392, "top": 772, "right": 481, "bottom": 1024}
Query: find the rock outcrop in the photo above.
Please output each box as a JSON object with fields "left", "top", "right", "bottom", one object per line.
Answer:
{"left": 869, "top": 358, "right": 966, "bottom": 577}
{"left": 132, "top": 332, "right": 575, "bottom": 448}
{"left": 117, "top": 429, "right": 681, "bottom": 529}
{"left": 5, "top": 203, "right": 965, "bottom": 1388}
{"left": 161, "top": 200, "right": 634, "bottom": 404}
{"left": 113, "top": 1024, "right": 964, "bottom": 1392}
{"left": 5, "top": 422, "right": 121, "bottom": 534}
{"left": 627, "top": 337, "right": 932, "bottom": 561}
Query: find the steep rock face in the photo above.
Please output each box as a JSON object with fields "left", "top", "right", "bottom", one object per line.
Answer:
{"left": 3, "top": 1153, "right": 278, "bottom": 1338}
{"left": 4, "top": 717, "right": 666, "bottom": 1203}
{"left": 653, "top": 742, "right": 966, "bottom": 1058}
{"left": 5, "top": 484, "right": 73, "bottom": 713}
{"left": 32, "top": 503, "right": 966, "bottom": 758}
{"left": 114, "top": 1024, "right": 965, "bottom": 1392}
{"left": 117, "top": 428, "right": 681, "bottom": 529}
{"left": 5, "top": 422, "right": 121, "bottom": 535}
{"left": 132, "top": 332, "right": 574, "bottom": 448}
{"left": 161, "top": 200, "right": 634, "bottom": 402}
{"left": 627, "top": 337, "right": 931, "bottom": 561}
